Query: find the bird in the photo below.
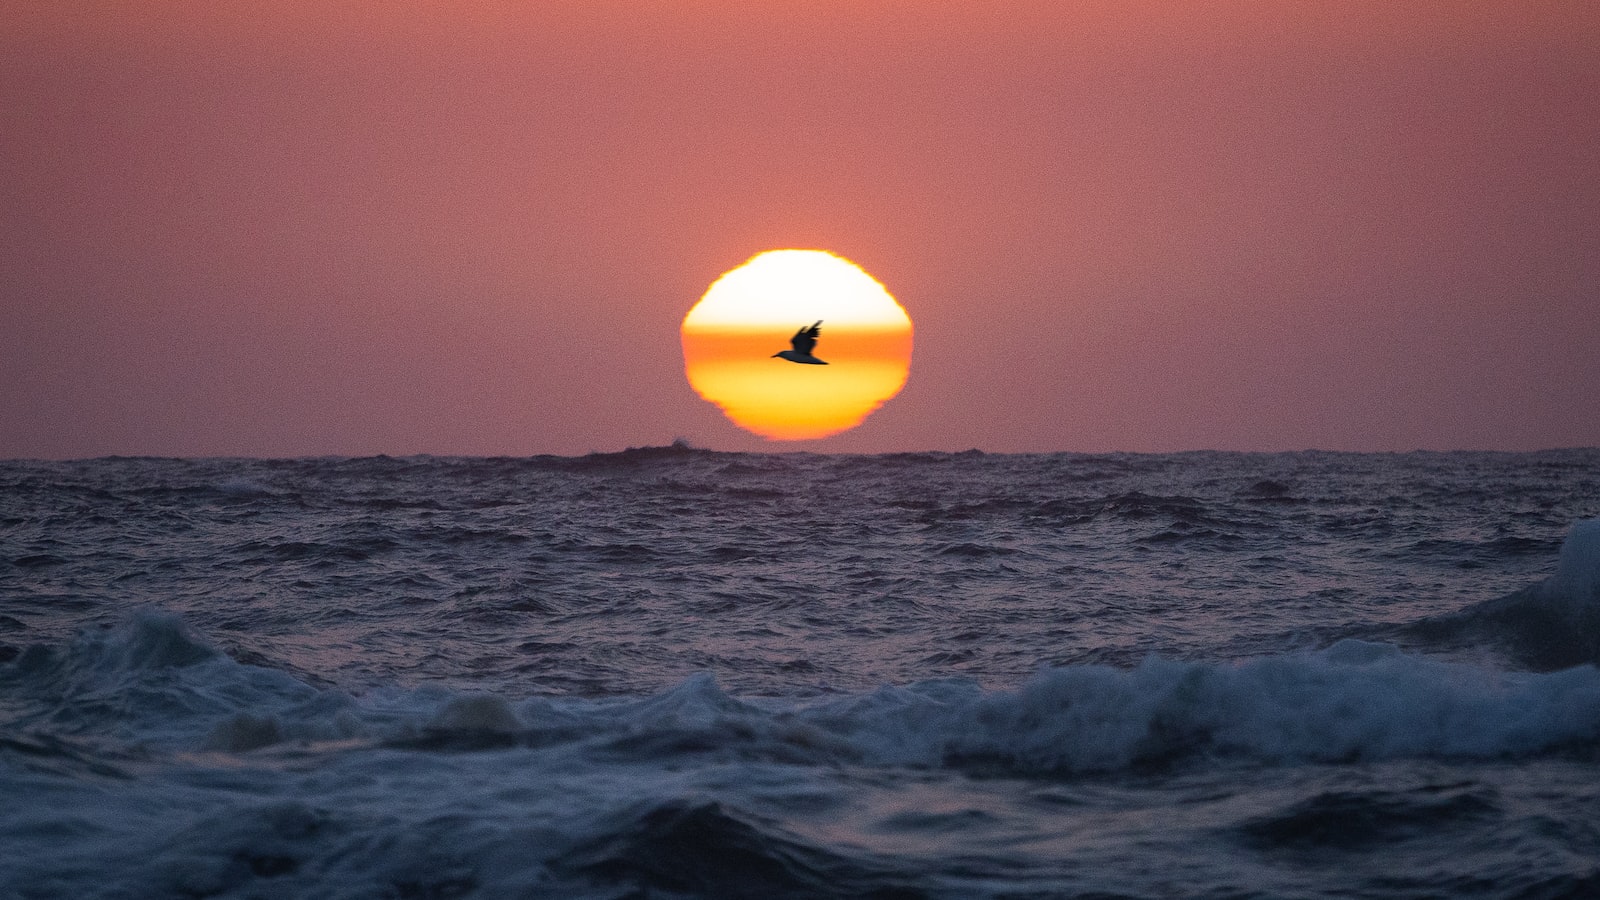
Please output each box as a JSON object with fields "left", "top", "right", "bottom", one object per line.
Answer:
{"left": 772, "top": 321, "right": 828, "bottom": 365}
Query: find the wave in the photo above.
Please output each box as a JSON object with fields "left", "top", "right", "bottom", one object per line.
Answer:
{"left": 552, "top": 800, "right": 914, "bottom": 899}
{"left": 1237, "top": 782, "right": 1500, "bottom": 852}
{"left": 1401, "top": 518, "right": 1600, "bottom": 670}
{"left": 6, "top": 611, "right": 1600, "bottom": 777}
{"left": 2, "top": 612, "right": 327, "bottom": 745}
{"left": 819, "top": 641, "right": 1600, "bottom": 773}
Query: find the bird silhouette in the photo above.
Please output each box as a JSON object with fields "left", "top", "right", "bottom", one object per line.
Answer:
{"left": 772, "top": 321, "right": 827, "bottom": 364}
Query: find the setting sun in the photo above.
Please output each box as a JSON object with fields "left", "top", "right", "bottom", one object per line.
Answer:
{"left": 682, "top": 250, "right": 913, "bottom": 440}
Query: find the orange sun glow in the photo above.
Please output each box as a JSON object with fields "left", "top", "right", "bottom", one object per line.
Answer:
{"left": 682, "top": 250, "right": 913, "bottom": 440}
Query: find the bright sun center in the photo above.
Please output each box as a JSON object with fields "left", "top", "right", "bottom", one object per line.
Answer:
{"left": 681, "top": 249, "right": 913, "bottom": 440}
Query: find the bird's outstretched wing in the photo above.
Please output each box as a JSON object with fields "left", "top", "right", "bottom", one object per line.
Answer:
{"left": 791, "top": 321, "right": 822, "bottom": 356}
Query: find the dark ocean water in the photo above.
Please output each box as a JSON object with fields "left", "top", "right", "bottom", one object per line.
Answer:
{"left": 3, "top": 447, "right": 1599, "bottom": 898}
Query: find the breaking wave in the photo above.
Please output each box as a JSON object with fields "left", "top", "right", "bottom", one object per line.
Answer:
{"left": 1402, "top": 518, "right": 1600, "bottom": 670}
{"left": 7, "top": 611, "right": 1599, "bottom": 777}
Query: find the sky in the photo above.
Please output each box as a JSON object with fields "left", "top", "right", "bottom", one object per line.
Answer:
{"left": 3, "top": 1, "right": 1597, "bottom": 457}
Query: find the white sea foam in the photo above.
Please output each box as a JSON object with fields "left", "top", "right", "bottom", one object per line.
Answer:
{"left": 5, "top": 454, "right": 1599, "bottom": 898}
{"left": 809, "top": 643, "right": 1600, "bottom": 774}
{"left": 13, "top": 612, "right": 1597, "bottom": 775}
{"left": 1552, "top": 517, "right": 1600, "bottom": 603}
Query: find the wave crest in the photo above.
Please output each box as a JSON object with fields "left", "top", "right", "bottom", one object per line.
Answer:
{"left": 1403, "top": 518, "right": 1600, "bottom": 670}
{"left": 817, "top": 641, "right": 1600, "bottom": 774}
{"left": 9, "top": 608, "right": 1600, "bottom": 775}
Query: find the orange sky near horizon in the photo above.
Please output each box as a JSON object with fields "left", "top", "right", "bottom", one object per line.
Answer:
{"left": 2, "top": 2, "right": 1597, "bottom": 457}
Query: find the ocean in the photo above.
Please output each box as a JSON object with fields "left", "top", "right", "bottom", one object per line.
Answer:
{"left": 3, "top": 447, "right": 1599, "bottom": 898}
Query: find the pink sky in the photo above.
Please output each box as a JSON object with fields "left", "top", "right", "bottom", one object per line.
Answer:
{"left": 3, "top": 2, "right": 1597, "bottom": 457}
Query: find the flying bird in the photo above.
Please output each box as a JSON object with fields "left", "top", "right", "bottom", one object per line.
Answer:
{"left": 773, "top": 321, "right": 828, "bottom": 365}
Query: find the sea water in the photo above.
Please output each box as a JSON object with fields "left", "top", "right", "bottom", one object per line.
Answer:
{"left": 2, "top": 447, "right": 1598, "bottom": 898}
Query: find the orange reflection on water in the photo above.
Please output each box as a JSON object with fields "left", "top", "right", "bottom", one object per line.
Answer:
{"left": 683, "top": 326, "right": 912, "bottom": 440}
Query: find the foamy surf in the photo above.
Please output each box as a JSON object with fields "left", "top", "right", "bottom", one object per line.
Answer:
{"left": 3, "top": 451, "right": 1598, "bottom": 897}
{"left": 8, "top": 611, "right": 1600, "bottom": 774}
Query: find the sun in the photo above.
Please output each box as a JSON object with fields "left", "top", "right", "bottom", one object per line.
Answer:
{"left": 682, "top": 250, "right": 913, "bottom": 440}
